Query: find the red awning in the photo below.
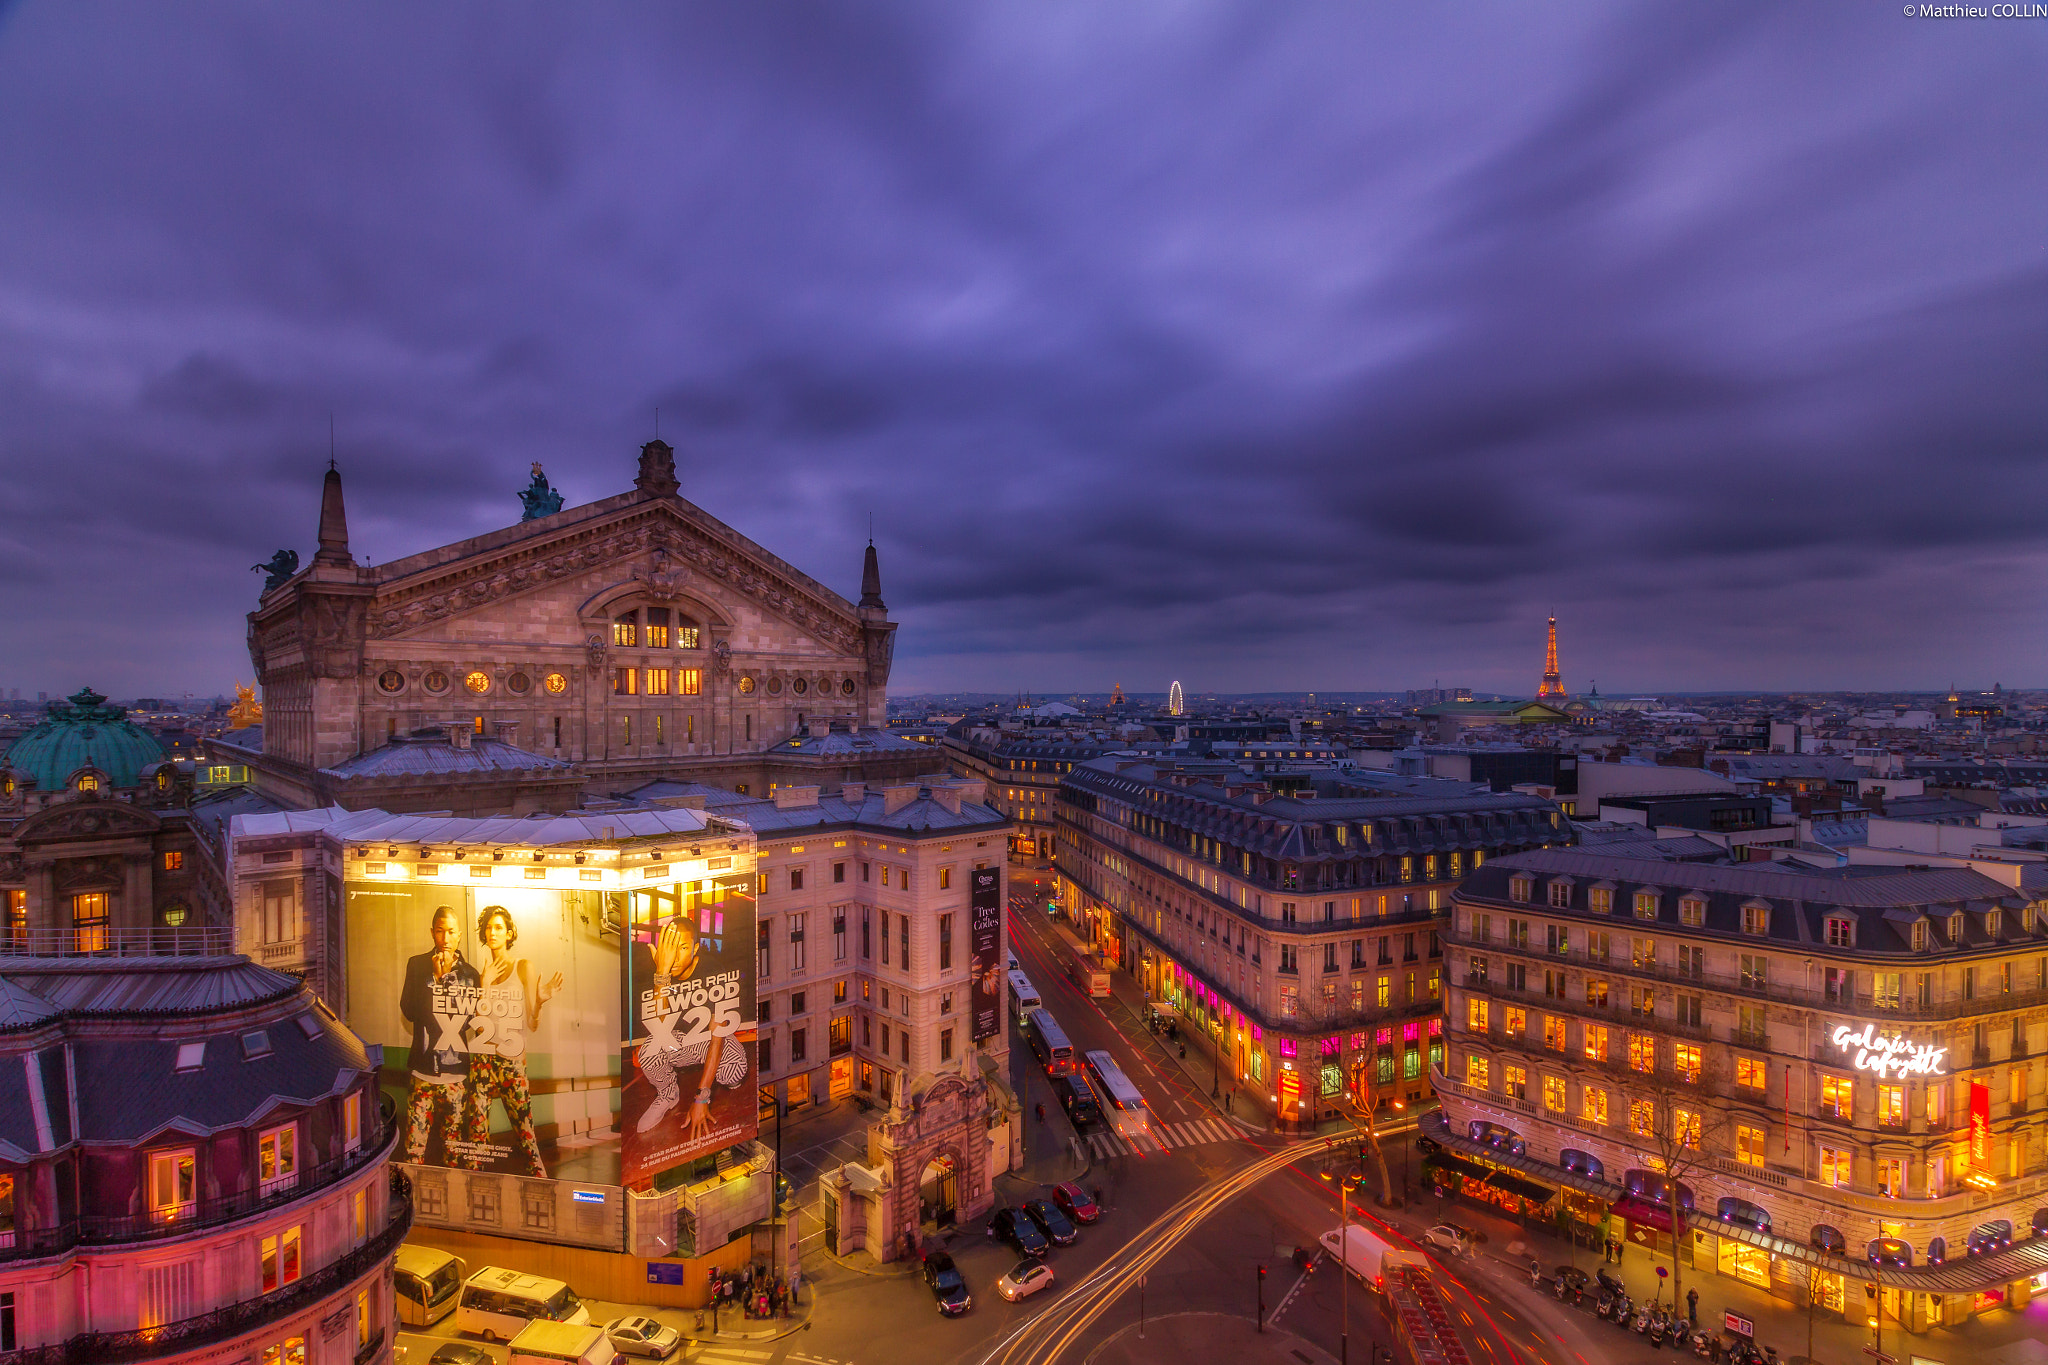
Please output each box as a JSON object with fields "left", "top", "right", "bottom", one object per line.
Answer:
{"left": 1611, "top": 1196, "right": 1674, "bottom": 1232}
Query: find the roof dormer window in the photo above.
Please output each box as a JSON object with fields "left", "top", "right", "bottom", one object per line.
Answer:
{"left": 1510, "top": 876, "right": 1532, "bottom": 903}
{"left": 1679, "top": 896, "right": 1707, "bottom": 928}
{"left": 1825, "top": 916, "right": 1854, "bottom": 947}
{"left": 1986, "top": 909, "right": 2002, "bottom": 937}
{"left": 1742, "top": 901, "right": 1771, "bottom": 936}
{"left": 1548, "top": 881, "right": 1572, "bottom": 909}
{"left": 1911, "top": 921, "right": 1928, "bottom": 952}
{"left": 174, "top": 1041, "right": 206, "bottom": 1073}
{"left": 1633, "top": 890, "right": 1660, "bottom": 920}
{"left": 1949, "top": 911, "right": 1964, "bottom": 942}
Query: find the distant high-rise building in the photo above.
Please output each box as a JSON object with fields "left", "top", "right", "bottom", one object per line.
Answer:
{"left": 1537, "top": 616, "right": 1566, "bottom": 698}
{"left": 1167, "top": 681, "right": 1184, "bottom": 716}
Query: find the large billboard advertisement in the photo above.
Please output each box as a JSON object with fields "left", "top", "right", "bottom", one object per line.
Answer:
{"left": 619, "top": 875, "right": 759, "bottom": 1187}
{"left": 345, "top": 869, "right": 758, "bottom": 1191}
{"left": 346, "top": 882, "right": 623, "bottom": 1182}
{"left": 970, "top": 866, "right": 1002, "bottom": 1042}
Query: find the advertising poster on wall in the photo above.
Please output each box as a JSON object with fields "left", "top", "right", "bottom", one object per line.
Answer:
{"left": 344, "top": 881, "right": 622, "bottom": 1183}
{"left": 970, "top": 866, "right": 1002, "bottom": 1042}
{"left": 619, "top": 875, "right": 759, "bottom": 1187}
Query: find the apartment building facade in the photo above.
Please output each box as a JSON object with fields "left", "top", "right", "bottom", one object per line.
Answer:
{"left": 1438, "top": 848, "right": 2048, "bottom": 1332}
{"left": 1054, "top": 756, "right": 1567, "bottom": 1126}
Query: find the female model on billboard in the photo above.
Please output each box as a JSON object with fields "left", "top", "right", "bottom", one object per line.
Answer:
{"left": 637, "top": 914, "right": 749, "bottom": 1141}
{"left": 459, "top": 904, "right": 563, "bottom": 1176}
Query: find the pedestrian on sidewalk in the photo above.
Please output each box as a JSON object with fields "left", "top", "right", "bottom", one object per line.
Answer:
{"left": 1687, "top": 1288, "right": 1698, "bottom": 1325}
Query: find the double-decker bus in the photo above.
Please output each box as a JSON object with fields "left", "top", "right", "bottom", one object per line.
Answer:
{"left": 1082, "top": 1049, "right": 1151, "bottom": 1141}
{"left": 1024, "top": 1008, "right": 1078, "bottom": 1075}
{"left": 1055, "top": 924, "right": 1110, "bottom": 997}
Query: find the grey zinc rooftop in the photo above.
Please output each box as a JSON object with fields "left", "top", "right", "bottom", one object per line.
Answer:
{"left": 1483, "top": 847, "right": 2014, "bottom": 908}
{"left": 233, "top": 804, "right": 717, "bottom": 848}
{"left": 319, "top": 733, "right": 574, "bottom": 778}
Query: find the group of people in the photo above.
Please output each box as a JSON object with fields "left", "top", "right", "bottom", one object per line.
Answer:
{"left": 707, "top": 1262, "right": 795, "bottom": 1319}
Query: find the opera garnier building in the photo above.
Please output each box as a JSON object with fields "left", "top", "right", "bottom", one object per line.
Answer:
{"left": 1433, "top": 847, "right": 2048, "bottom": 1334}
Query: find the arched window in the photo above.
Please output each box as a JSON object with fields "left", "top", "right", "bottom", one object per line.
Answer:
{"left": 612, "top": 610, "right": 638, "bottom": 647}
{"left": 2032, "top": 1209, "right": 2048, "bottom": 1237}
{"left": 1926, "top": 1236, "right": 1946, "bottom": 1265}
{"left": 1810, "top": 1225, "right": 1846, "bottom": 1254}
{"left": 1559, "top": 1149, "right": 1605, "bottom": 1180}
{"left": 1866, "top": 1238, "right": 1912, "bottom": 1268}
{"left": 1967, "top": 1220, "right": 2014, "bottom": 1255}
{"left": 1716, "top": 1198, "right": 1770, "bottom": 1233}
{"left": 75, "top": 772, "right": 100, "bottom": 792}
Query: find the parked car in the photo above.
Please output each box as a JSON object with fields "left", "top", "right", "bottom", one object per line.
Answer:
{"left": 602, "top": 1315, "right": 681, "bottom": 1358}
{"left": 997, "top": 1259, "right": 1057, "bottom": 1301}
{"left": 1024, "top": 1198, "right": 1078, "bottom": 1247}
{"left": 429, "top": 1347, "right": 494, "bottom": 1365}
{"left": 922, "top": 1251, "right": 973, "bottom": 1315}
{"left": 1421, "top": 1224, "right": 1474, "bottom": 1257}
{"left": 1052, "top": 1182, "right": 1100, "bottom": 1225}
{"left": 987, "top": 1206, "right": 1050, "bottom": 1258}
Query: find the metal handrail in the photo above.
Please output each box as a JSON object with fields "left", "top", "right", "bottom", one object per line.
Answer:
{"left": 0, "top": 1171, "right": 411, "bottom": 1365}
{"left": 0, "top": 926, "right": 234, "bottom": 959}
{"left": 0, "top": 1122, "right": 395, "bottom": 1264}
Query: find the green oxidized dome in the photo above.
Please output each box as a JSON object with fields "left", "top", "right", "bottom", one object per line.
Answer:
{"left": 5, "top": 687, "right": 166, "bottom": 792}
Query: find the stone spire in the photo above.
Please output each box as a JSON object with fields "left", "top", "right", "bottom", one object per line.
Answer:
{"left": 859, "top": 539, "right": 885, "bottom": 611}
{"left": 635, "top": 439, "right": 679, "bottom": 498}
{"left": 313, "top": 461, "right": 353, "bottom": 567}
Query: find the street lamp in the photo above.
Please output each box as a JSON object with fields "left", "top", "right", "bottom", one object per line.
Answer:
{"left": 1321, "top": 1160, "right": 1366, "bottom": 1365}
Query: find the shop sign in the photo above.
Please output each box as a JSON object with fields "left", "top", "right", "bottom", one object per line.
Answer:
{"left": 1970, "top": 1080, "right": 1990, "bottom": 1163}
{"left": 1724, "top": 1311, "right": 1753, "bottom": 1338}
{"left": 1829, "top": 1024, "right": 1947, "bottom": 1079}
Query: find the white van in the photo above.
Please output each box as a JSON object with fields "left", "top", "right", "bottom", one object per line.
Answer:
{"left": 456, "top": 1266, "right": 590, "bottom": 1343}
{"left": 392, "top": 1244, "right": 465, "bottom": 1327}
{"left": 509, "top": 1320, "right": 618, "bottom": 1365}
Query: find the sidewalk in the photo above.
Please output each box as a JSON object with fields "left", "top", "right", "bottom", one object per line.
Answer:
{"left": 1405, "top": 1181, "right": 2048, "bottom": 1365}
{"left": 578, "top": 1291, "right": 814, "bottom": 1347}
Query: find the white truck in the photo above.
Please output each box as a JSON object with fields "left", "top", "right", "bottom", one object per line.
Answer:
{"left": 1319, "top": 1224, "right": 1426, "bottom": 1292}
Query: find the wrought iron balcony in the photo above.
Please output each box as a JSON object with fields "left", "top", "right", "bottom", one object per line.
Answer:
{"left": 0, "top": 1171, "right": 411, "bottom": 1365}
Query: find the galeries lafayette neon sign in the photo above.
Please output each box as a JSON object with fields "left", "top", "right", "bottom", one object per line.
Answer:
{"left": 1830, "top": 1024, "right": 1947, "bottom": 1079}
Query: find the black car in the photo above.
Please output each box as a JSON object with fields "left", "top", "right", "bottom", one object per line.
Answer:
{"left": 922, "top": 1251, "right": 973, "bottom": 1316}
{"left": 987, "top": 1206, "right": 1050, "bottom": 1258}
{"left": 429, "top": 1347, "right": 494, "bottom": 1365}
{"left": 1024, "top": 1198, "right": 1078, "bottom": 1246}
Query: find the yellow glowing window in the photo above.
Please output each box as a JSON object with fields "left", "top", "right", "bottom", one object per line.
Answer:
{"left": 463, "top": 671, "right": 489, "bottom": 694}
{"left": 1629, "top": 1034, "right": 1656, "bottom": 1073}
{"left": 1583, "top": 1024, "right": 1608, "bottom": 1062}
{"left": 1629, "top": 1099, "right": 1655, "bottom": 1137}
{"left": 1878, "top": 1085, "right": 1905, "bottom": 1127}
{"left": 1821, "top": 1075, "right": 1853, "bottom": 1118}
{"left": 1673, "top": 1108, "right": 1702, "bottom": 1150}
{"left": 1465, "top": 1055, "right": 1490, "bottom": 1088}
{"left": 1505, "top": 1007, "right": 1526, "bottom": 1039}
{"left": 679, "top": 668, "right": 702, "bottom": 696}
{"left": 1819, "top": 1146, "right": 1852, "bottom": 1187}
{"left": 1736, "top": 1125, "right": 1766, "bottom": 1168}
{"left": 1737, "top": 1057, "right": 1767, "bottom": 1090}
{"left": 1582, "top": 1088, "right": 1608, "bottom": 1125}
{"left": 1674, "top": 1044, "right": 1701, "bottom": 1082}
{"left": 1466, "top": 999, "right": 1489, "bottom": 1032}
{"left": 1543, "top": 1076, "right": 1567, "bottom": 1112}
{"left": 644, "top": 668, "right": 670, "bottom": 695}
{"left": 1503, "top": 1065, "right": 1526, "bottom": 1099}
{"left": 1544, "top": 1015, "right": 1566, "bottom": 1051}
{"left": 149, "top": 1149, "right": 195, "bottom": 1218}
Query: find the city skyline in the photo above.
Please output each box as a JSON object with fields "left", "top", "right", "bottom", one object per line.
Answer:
{"left": 1, "top": 7, "right": 2041, "bottom": 698}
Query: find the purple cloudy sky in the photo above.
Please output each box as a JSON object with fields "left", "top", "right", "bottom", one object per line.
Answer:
{"left": 1, "top": 4, "right": 2042, "bottom": 701}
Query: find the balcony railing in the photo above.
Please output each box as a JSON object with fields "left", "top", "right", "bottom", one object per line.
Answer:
{"left": 0, "top": 926, "right": 233, "bottom": 959}
{"left": 1, "top": 1120, "right": 395, "bottom": 1264}
{"left": 0, "top": 1171, "right": 411, "bottom": 1365}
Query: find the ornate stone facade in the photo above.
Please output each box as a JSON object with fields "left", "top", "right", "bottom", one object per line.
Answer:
{"left": 235, "top": 442, "right": 907, "bottom": 807}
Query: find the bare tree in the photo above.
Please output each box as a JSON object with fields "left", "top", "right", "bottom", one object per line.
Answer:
{"left": 1343, "top": 1053, "right": 1399, "bottom": 1207}
{"left": 1613, "top": 1054, "right": 1736, "bottom": 1313}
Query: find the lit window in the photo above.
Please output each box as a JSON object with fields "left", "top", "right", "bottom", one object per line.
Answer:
{"left": 611, "top": 612, "right": 638, "bottom": 647}
{"left": 258, "top": 1124, "right": 298, "bottom": 1196}
{"left": 149, "top": 1149, "right": 196, "bottom": 1221}
{"left": 1737, "top": 1057, "right": 1767, "bottom": 1091}
{"left": 1583, "top": 1024, "right": 1608, "bottom": 1062}
{"left": 1465, "top": 1055, "right": 1490, "bottom": 1089}
{"left": 1633, "top": 891, "right": 1659, "bottom": 920}
{"left": 1503, "top": 1065, "right": 1526, "bottom": 1100}
{"left": 260, "top": 1226, "right": 302, "bottom": 1292}
{"left": 1589, "top": 887, "right": 1612, "bottom": 915}
{"left": 1504, "top": 1007, "right": 1526, "bottom": 1039}
{"left": 1819, "top": 1146, "right": 1852, "bottom": 1187}
{"left": 1877, "top": 1157, "right": 1905, "bottom": 1198}
{"left": 163, "top": 851, "right": 184, "bottom": 872}
{"left": 1543, "top": 1015, "right": 1566, "bottom": 1051}
{"left": 1543, "top": 1076, "right": 1567, "bottom": 1112}
{"left": 1674, "top": 1044, "right": 1701, "bottom": 1083}
{"left": 1820, "top": 1075, "right": 1853, "bottom": 1119}
{"left": 1466, "top": 999, "right": 1489, "bottom": 1032}
{"left": 1629, "top": 1099, "right": 1655, "bottom": 1137}
{"left": 1631, "top": 937, "right": 1656, "bottom": 969}
{"left": 1582, "top": 1087, "right": 1608, "bottom": 1125}
{"left": 1673, "top": 1108, "right": 1702, "bottom": 1150}
{"left": 1679, "top": 896, "right": 1705, "bottom": 927}
{"left": 1878, "top": 1084, "right": 1905, "bottom": 1127}
{"left": 71, "top": 892, "right": 108, "bottom": 954}
{"left": 1825, "top": 916, "right": 1854, "bottom": 947}
{"left": 1736, "top": 1125, "right": 1766, "bottom": 1168}
{"left": 1628, "top": 1034, "right": 1656, "bottom": 1073}
{"left": 644, "top": 668, "right": 670, "bottom": 696}
{"left": 1742, "top": 903, "right": 1770, "bottom": 936}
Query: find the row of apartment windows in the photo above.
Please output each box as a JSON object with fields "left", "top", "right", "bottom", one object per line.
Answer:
{"left": 609, "top": 608, "right": 702, "bottom": 650}
{"left": 609, "top": 667, "right": 705, "bottom": 697}
{"left": 1513, "top": 878, "right": 2035, "bottom": 948}
{"left": 767, "top": 862, "right": 953, "bottom": 893}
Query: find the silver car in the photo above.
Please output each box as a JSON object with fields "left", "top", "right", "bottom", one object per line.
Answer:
{"left": 1422, "top": 1224, "right": 1474, "bottom": 1257}
{"left": 604, "top": 1315, "right": 682, "bottom": 1359}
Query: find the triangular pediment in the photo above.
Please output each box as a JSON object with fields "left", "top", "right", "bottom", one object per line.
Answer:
{"left": 362, "top": 496, "right": 866, "bottom": 653}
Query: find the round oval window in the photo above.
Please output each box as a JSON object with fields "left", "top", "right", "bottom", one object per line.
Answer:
{"left": 464, "top": 671, "right": 491, "bottom": 694}
{"left": 792, "top": 677, "right": 808, "bottom": 696}
{"left": 507, "top": 672, "right": 532, "bottom": 695}
{"left": 544, "top": 672, "right": 568, "bottom": 694}
{"left": 840, "top": 677, "right": 856, "bottom": 696}
{"left": 378, "top": 669, "right": 406, "bottom": 694}
{"left": 423, "top": 671, "right": 451, "bottom": 693}
{"left": 767, "top": 677, "right": 784, "bottom": 695}
{"left": 738, "top": 676, "right": 756, "bottom": 694}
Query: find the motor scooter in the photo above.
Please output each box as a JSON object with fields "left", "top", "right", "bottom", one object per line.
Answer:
{"left": 1632, "top": 1304, "right": 1652, "bottom": 1333}
{"left": 1607, "top": 1294, "right": 1631, "bottom": 1325}
{"left": 1691, "top": 1328, "right": 1714, "bottom": 1357}
{"left": 1595, "top": 1292, "right": 1615, "bottom": 1320}
{"left": 1647, "top": 1313, "right": 1668, "bottom": 1348}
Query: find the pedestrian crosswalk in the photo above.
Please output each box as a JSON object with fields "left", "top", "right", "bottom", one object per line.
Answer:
{"left": 1084, "top": 1116, "right": 1243, "bottom": 1158}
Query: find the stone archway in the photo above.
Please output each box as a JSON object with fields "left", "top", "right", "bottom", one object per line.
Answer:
{"left": 870, "top": 1070, "right": 994, "bottom": 1261}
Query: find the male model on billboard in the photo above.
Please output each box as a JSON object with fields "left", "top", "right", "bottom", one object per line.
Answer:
{"left": 458, "top": 904, "right": 563, "bottom": 1176}
{"left": 636, "top": 915, "right": 748, "bottom": 1140}
{"left": 397, "top": 905, "right": 479, "bottom": 1164}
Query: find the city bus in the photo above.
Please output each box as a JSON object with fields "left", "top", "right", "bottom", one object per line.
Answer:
{"left": 1025, "top": 1008, "right": 1079, "bottom": 1076}
{"left": 1008, "top": 969, "right": 1043, "bottom": 1014}
{"left": 1055, "top": 924, "right": 1110, "bottom": 997}
{"left": 1083, "top": 1049, "right": 1151, "bottom": 1142}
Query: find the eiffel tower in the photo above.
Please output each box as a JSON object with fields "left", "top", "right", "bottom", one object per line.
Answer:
{"left": 1538, "top": 617, "right": 1567, "bottom": 698}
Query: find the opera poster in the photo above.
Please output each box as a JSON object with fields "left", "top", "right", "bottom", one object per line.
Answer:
{"left": 970, "top": 866, "right": 1002, "bottom": 1042}
{"left": 619, "top": 874, "right": 759, "bottom": 1187}
{"left": 344, "top": 881, "right": 622, "bottom": 1183}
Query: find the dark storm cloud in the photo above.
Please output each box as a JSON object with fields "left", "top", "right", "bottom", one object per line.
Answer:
{"left": 0, "top": 2, "right": 2041, "bottom": 700}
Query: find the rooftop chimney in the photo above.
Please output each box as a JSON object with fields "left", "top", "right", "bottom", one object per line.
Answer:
{"left": 773, "top": 785, "right": 821, "bottom": 810}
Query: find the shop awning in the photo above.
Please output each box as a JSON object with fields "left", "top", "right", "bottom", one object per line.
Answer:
{"left": 1485, "top": 1170, "right": 1556, "bottom": 1204}
{"left": 1610, "top": 1195, "right": 1673, "bottom": 1232}
{"left": 1423, "top": 1152, "right": 1493, "bottom": 1184}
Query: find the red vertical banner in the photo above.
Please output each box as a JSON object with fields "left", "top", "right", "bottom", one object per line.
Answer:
{"left": 1782, "top": 1068, "right": 1791, "bottom": 1153}
{"left": 1970, "top": 1080, "right": 1990, "bottom": 1165}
